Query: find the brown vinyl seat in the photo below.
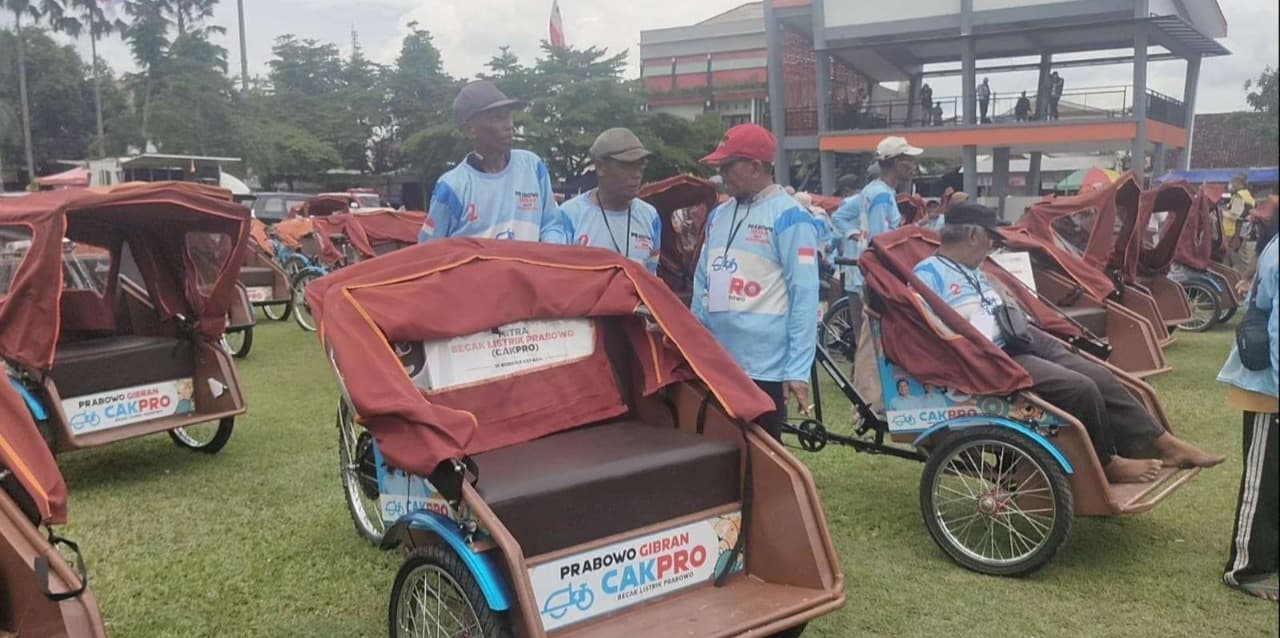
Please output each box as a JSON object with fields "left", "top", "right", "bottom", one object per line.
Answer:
{"left": 238, "top": 266, "right": 276, "bottom": 287}
{"left": 51, "top": 336, "right": 194, "bottom": 399}
{"left": 472, "top": 419, "right": 740, "bottom": 557}
{"left": 1062, "top": 306, "right": 1107, "bottom": 337}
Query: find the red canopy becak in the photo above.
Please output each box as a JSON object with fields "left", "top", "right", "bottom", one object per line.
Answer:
{"left": 997, "top": 226, "right": 1117, "bottom": 303}
{"left": 639, "top": 175, "right": 718, "bottom": 298}
{"left": 37, "top": 166, "right": 90, "bottom": 189}
{"left": 0, "top": 182, "right": 249, "bottom": 524}
{"left": 860, "top": 227, "right": 1033, "bottom": 396}
{"left": 1019, "top": 171, "right": 1141, "bottom": 276}
{"left": 306, "top": 238, "right": 775, "bottom": 476}
{"left": 1173, "top": 186, "right": 1218, "bottom": 270}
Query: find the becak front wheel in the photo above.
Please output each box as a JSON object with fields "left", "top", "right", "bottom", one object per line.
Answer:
{"left": 389, "top": 545, "right": 512, "bottom": 638}
{"left": 919, "top": 425, "right": 1072, "bottom": 576}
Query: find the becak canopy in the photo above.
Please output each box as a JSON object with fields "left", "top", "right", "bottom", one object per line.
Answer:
{"left": 272, "top": 217, "right": 315, "bottom": 250}
{"left": 306, "top": 238, "right": 775, "bottom": 476}
{"left": 1173, "top": 186, "right": 1218, "bottom": 271}
{"left": 639, "top": 176, "right": 717, "bottom": 298}
{"left": 897, "top": 193, "right": 927, "bottom": 226}
{"left": 1135, "top": 182, "right": 1195, "bottom": 277}
{"left": 1019, "top": 171, "right": 1141, "bottom": 277}
{"left": 859, "top": 227, "right": 1033, "bottom": 396}
{"left": 287, "top": 194, "right": 353, "bottom": 218}
{"left": 312, "top": 210, "right": 425, "bottom": 266}
{"left": 0, "top": 181, "right": 250, "bottom": 373}
{"left": 996, "top": 226, "right": 1117, "bottom": 303}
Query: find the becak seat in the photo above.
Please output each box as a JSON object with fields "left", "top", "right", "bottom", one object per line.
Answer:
{"left": 52, "top": 336, "right": 194, "bottom": 399}
{"left": 472, "top": 418, "right": 739, "bottom": 557}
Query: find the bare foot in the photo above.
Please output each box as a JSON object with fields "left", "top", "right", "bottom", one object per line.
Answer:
{"left": 1153, "top": 434, "right": 1226, "bottom": 468}
{"left": 1104, "top": 456, "right": 1163, "bottom": 483}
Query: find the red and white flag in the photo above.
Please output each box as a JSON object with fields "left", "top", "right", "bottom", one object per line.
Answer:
{"left": 549, "top": 0, "right": 566, "bottom": 49}
{"left": 797, "top": 247, "right": 816, "bottom": 265}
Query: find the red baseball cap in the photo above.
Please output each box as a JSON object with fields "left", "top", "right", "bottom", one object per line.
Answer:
{"left": 700, "top": 124, "right": 777, "bottom": 165}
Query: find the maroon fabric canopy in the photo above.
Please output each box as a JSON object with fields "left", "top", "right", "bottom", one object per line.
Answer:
{"left": 1019, "top": 171, "right": 1141, "bottom": 276}
{"left": 861, "top": 227, "right": 1033, "bottom": 396}
{"left": 313, "top": 210, "right": 425, "bottom": 265}
{"left": 639, "top": 176, "right": 717, "bottom": 298}
{"left": 1173, "top": 187, "right": 1217, "bottom": 270}
{"left": 997, "top": 226, "right": 1117, "bottom": 303}
{"left": 306, "top": 238, "right": 776, "bottom": 476}
{"left": 1135, "top": 182, "right": 1195, "bottom": 277}
{"left": 898, "top": 194, "right": 927, "bottom": 226}
{"left": 0, "top": 182, "right": 249, "bottom": 373}
{"left": 880, "top": 226, "right": 1082, "bottom": 338}
{"left": 287, "top": 194, "right": 353, "bottom": 218}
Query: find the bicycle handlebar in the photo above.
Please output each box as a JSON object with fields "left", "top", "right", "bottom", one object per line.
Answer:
{"left": 833, "top": 257, "right": 859, "bottom": 266}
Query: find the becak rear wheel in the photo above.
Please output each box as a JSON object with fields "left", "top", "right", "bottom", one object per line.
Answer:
{"left": 169, "top": 417, "right": 234, "bottom": 454}
{"left": 389, "top": 545, "right": 511, "bottom": 638}
{"left": 920, "top": 426, "right": 1072, "bottom": 576}
{"left": 1177, "top": 280, "right": 1221, "bottom": 332}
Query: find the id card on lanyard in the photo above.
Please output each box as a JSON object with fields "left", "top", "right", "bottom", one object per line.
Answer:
{"left": 709, "top": 200, "right": 751, "bottom": 313}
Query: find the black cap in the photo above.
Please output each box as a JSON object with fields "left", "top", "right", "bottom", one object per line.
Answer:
{"left": 453, "top": 80, "right": 526, "bottom": 125}
{"left": 944, "top": 202, "right": 1009, "bottom": 237}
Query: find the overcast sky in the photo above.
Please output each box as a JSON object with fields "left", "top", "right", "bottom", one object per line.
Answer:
{"left": 32, "top": 0, "right": 1280, "bottom": 113}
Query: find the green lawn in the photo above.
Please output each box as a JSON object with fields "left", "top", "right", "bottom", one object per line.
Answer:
{"left": 58, "top": 320, "right": 1279, "bottom": 637}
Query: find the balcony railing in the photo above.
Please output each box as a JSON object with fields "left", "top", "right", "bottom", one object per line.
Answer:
{"left": 784, "top": 85, "right": 1185, "bottom": 135}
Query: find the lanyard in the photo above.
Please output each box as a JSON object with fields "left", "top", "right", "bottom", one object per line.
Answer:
{"left": 937, "top": 255, "right": 994, "bottom": 309}
{"left": 594, "top": 191, "right": 633, "bottom": 256}
{"left": 722, "top": 199, "right": 753, "bottom": 259}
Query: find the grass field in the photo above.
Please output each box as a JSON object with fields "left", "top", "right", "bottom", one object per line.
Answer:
{"left": 57, "top": 319, "right": 1279, "bottom": 637}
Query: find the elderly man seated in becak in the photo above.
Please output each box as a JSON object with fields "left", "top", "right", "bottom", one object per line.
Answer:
{"left": 913, "top": 202, "right": 1224, "bottom": 483}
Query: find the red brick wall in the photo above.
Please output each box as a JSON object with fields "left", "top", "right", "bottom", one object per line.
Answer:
{"left": 1190, "top": 112, "right": 1279, "bottom": 169}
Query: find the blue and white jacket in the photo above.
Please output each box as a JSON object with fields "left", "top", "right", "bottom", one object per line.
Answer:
{"left": 419, "top": 150, "right": 566, "bottom": 244}
{"left": 1218, "top": 236, "right": 1279, "bottom": 398}
{"left": 560, "top": 190, "right": 662, "bottom": 274}
{"left": 832, "top": 179, "right": 901, "bottom": 292}
{"left": 692, "top": 185, "right": 820, "bottom": 383}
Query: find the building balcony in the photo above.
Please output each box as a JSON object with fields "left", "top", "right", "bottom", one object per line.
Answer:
{"left": 784, "top": 85, "right": 1184, "bottom": 137}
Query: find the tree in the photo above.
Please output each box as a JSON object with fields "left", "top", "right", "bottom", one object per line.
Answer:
{"left": 634, "top": 111, "right": 724, "bottom": 182}
{"left": 162, "top": 0, "right": 222, "bottom": 38}
{"left": 70, "top": 0, "right": 126, "bottom": 157}
{"left": 385, "top": 22, "right": 454, "bottom": 154}
{"left": 145, "top": 33, "right": 242, "bottom": 155}
{"left": 5, "top": 0, "right": 78, "bottom": 187}
{"left": 1, "top": 26, "right": 97, "bottom": 169}
{"left": 1244, "top": 66, "right": 1277, "bottom": 114}
{"left": 124, "top": 0, "right": 171, "bottom": 143}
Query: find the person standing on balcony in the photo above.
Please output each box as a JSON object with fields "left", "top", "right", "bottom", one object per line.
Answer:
{"left": 978, "top": 77, "right": 992, "bottom": 123}
{"left": 832, "top": 136, "right": 922, "bottom": 341}
{"left": 1015, "top": 91, "right": 1032, "bottom": 122}
{"left": 920, "top": 83, "right": 934, "bottom": 126}
{"left": 932, "top": 102, "right": 944, "bottom": 127}
{"left": 1049, "top": 71, "right": 1064, "bottom": 120}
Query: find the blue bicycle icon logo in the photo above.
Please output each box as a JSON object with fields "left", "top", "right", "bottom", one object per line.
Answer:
{"left": 69, "top": 411, "right": 101, "bottom": 432}
{"left": 711, "top": 255, "right": 739, "bottom": 273}
{"left": 540, "top": 583, "right": 595, "bottom": 620}
{"left": 384, "top": 500, "right": 404, "bottom": 518}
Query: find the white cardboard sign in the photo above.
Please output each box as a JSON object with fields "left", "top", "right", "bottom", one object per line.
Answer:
{"left": 412, "top": 319, "right": 594, "bottom": 392}
{"left": 62, "top": 378, "right": 196, "bottom": 435}
{"left": 528, "top": 512, "right": 744, "bottom": 631}
{"left": 991, "top": 251, "right": 1037, "bottom": 293}
{"left": 245, "top": 286, "right": 274, "bottom": 303}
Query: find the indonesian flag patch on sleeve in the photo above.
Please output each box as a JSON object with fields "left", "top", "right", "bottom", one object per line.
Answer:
{"left": 797, "top": 247, "right": 816, "bottom": 264}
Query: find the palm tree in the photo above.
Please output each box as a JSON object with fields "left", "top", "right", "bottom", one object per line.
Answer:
{"left": 72, "top": 0, "right": 127, "bottom": 158}
{"left": 5, "top": 0, "right": 79, "bottom": 188}
{"left": 124, "top": 0, "right": 170, "bottom": 144}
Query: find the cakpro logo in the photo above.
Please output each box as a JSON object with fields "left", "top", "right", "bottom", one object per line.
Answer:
{"left": 711, "top": 255, "right": 738, "bottom": 273}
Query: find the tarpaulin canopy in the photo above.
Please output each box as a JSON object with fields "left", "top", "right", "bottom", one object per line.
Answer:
{"left": 1055, "top": 166, "right": 1120, "bottom": 193}
{"left": 1153, "top": 166, "right": 1279, "bottom": 186}
{"left": 306, "top": 237, "right": 775, "bottom": 476}
{"left": 312, "top": 210, "right": 425, "bottom": 266}
{"left": 1173, "top": 186, "right": 1221, "bottom": 271}
{"left": 809, "top": 194, "right": 842, "bottom": 214}
{"left": 250, "top": 218, "right": 272, "bottom": 253}
{"left": 1135, "top": 182, "right": 1195, "bottom": 277}
{"left": 860, "top": 227, "right": 1033, "bottom": 397}
{"left": 0, "top": 181, "right": 249, "bottom": 373}
{"left": 0, "top": 380, "right": 66, "bottom": 524}
{"left": 37, "top": 166, "right": 89, "bottom": 189}
{"left": 639, "top": 176, "right": 717, "bottom": 298}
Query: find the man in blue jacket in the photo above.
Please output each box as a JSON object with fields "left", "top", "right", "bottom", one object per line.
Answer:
{"left": 560, "top": 128, "right": 662, "bottom": 273}
{"left": 692, "top": 124, "right": 820, "bottom": 440}
{"left": 419, "top": 80, "right": 566, "bottom": 244}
